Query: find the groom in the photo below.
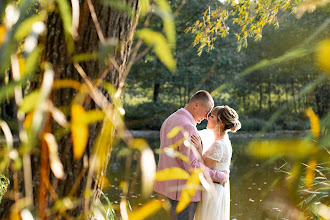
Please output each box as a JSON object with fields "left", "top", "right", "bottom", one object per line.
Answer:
{"left": 154, "top": 90, "right": 229, "bottom": 220}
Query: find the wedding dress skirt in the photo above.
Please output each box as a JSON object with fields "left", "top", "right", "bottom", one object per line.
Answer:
{"left": 194, "top": 180, "right": 230, "bottom": 220}
{"left": 194, "top": 135, "right": 232, "bottom": 220}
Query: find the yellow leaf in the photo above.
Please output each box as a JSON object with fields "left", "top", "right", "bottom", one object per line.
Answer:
{"left": 71, "top": 104, "right": 88, "bottom": 159}
{"left": 0, "top": 25, "right": 6, "bottom": 45}
{"left": 128, "top": 199, "right": 164, "bottom": 220}
{"left": 23, "top": 111, "right": 34, "bottom": 129}
{"left": 140, "top": 0, "right": 150, "bottom": 16}
{"left": 155, "top": 167, "right": 190, "bottom": 181}
{"left": 131, "top": 138, "right": 149, "bottom": 150}
{"left": 316, "top": 39, "right": 330, "bottom": 74}
{"left": 83, "top": 109, "right": 105, "bottom": 124}
{"left": 305, "top": 108, "right": 320, "bottom": 139}
{"left": 18, "top": 56, "right": 26, "bottom": 76}
{"left": 167, "top": 126, "right": 182, "bottom": 138}
{"left": 176, "top": 169, "right": 201, "bottom": 213}
{"left": 247, "top": 139, "right": 318, "bottom": 159}
{"left": 53, "top": 79, "right": 83, "bottom": 91}
{"left": 305, "top": 159, "right": 317, "bottom": 188}
{"left": 204, "top": 9, "right": 208, "bottom": 17}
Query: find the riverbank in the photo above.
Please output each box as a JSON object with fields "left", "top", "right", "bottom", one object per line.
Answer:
{"left": 127, "top": 130, "right": 309, "bottom": 139}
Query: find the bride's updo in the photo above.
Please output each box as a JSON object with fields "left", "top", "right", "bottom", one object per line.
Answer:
{"left": 214, "top": 105, "right": 241, "bottom": 133}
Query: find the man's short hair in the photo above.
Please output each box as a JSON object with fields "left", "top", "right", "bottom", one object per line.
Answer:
{"left": 189, "top": 90, "right": 214, "bottom": 105}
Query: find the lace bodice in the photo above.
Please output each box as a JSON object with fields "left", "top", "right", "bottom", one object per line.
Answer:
{"left": 203, "top": 136, "right": 232, "bottom": 171}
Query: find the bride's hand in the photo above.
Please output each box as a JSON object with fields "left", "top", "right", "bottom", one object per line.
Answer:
{"left": 191, "top": 134, "right": 202, "bottom": 155}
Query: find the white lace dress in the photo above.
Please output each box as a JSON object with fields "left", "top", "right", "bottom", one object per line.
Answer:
{"left": 194, "top": 135, "right": 232, "bottom": 220}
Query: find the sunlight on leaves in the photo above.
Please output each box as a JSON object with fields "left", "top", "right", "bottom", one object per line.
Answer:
{"left": 316, "top": 39, "right": 330, "bottom": 74}
{"left": 44, "top": 133, "right": 65, "bottom": 179}
{"left": 305, "top": 108, "right": 320, "bottom": 139}
{"left": 155, "top": 167, "right": 190, "bottom": 181}
{"left": 167, "top": 126, "right": 181, "bottom": 138}
{"left": 136, "top": 28, "right": 176, "bottom": 72}
{"left": 176, "top": 169, "right": 202, "bottom": 213}
{"left": 247, "top": 139, "right": 318, "bottom": 159}
{"left": 71, "top": 104, "right": 89, "bottom": 159}
{"left": 128, "top": 199, "right": 164, "bottom": 220}
{"left": 305, "top": 159, "right": 317, "bottom": 188}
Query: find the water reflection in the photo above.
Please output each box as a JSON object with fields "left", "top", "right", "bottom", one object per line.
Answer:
{"left": 105, "top": 131, "right": 307, "bottom": 219}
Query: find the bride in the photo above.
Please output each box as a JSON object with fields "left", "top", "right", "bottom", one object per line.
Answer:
{"left": 192, "top": 105, "right": 241, "bottom": 220}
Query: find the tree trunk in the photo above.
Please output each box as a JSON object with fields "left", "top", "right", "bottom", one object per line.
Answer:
{"left": 315, "top": 80, "right": 330, "bottom": 118}
{"left": 0, "top": 0, "right": 140, "bottom": 218}
{"left": 268, "top": 81, "right": 271, "bottom": 113}
{"left": 153, "top": 82, "right": 160, "bottom": 102}
{"left": 259, "top": 84, "right": 263, "bottom": 114}
{"left": 291, "top": 77, "right": 297, "bottom": 114}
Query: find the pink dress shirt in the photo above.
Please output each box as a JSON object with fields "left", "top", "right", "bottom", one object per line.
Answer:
{"left": 154, "top": 108, "right": 226, "bottom": 202}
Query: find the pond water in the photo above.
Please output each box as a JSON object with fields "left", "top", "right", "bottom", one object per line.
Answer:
{"left": 105, "top": 130, "right": 307, "bottom": 220}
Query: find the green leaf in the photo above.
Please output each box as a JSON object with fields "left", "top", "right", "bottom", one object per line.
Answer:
{"left": 136, "top": 29, "right": 176, "bottom": 72}
{"left": 155, "top": 0, "right": 176, "bottom": 49}
{"left": 56, "top": 0, "right": 74, "bottom": 53}
{"left": 72, "top": 52, "right": 98, "bottom": 63}
{"left": 14, "top": 12, "right": 47, "bottom": 41}
{"left": 140, "top": 0, "right": 150, "bottom": 16}
{"left": 23, "top": 45, "right": 44, "bottom": 76}
{"left": 19, "top": 90, "right": 40, "bottom": 113}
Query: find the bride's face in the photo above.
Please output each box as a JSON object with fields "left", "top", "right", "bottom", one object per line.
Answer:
{"left": 206, "top": 110, "right": 218, "bottom": 129}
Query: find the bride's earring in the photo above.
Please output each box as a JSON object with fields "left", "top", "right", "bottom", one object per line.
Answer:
{"left": 215, "top": 124, "right": 221, "bottom": 135}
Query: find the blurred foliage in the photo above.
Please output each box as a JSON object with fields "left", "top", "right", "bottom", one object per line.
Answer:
{"left": 0, "top": 0, "right": 329, "bottom": 219}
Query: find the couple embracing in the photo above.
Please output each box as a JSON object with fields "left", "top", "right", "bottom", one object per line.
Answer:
{"left": 154, "top": 90, "right": 241, "bottom": 220}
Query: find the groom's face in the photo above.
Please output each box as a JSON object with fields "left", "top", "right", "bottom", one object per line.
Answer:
{"left": 194, "top": 101, "right": 213, "bottom": 124}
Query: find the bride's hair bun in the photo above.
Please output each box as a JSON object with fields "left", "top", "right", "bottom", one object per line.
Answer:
{"left": 214, "top": 105, "right": 241, "bottom": 133}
